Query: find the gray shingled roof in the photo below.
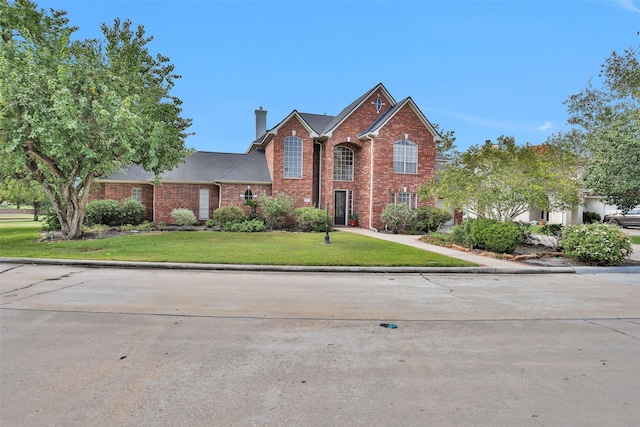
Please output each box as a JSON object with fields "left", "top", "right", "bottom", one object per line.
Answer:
{"left": 101, "top": 150, "right": 271, "bottom": 184}
{"left": 298, "top": 113, "right": 336, "bottom": 135}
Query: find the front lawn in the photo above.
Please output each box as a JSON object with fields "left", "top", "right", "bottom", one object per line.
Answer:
{"left": 0, "top": 221, "right": 476, "bottom": 267}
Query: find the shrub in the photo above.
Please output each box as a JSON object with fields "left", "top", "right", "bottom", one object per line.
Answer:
{"left": 582, "top": 211, "right": 601, "bottom": 224}
{"left": 85, "top": 199, "right": 120, "bottom": 225}
{"left": 40, "top": 207, "right": 61, "bottom": 231}
{"left": 259, "top": 192, "right": 294, "bottom": 230}
{"left": 413, "top": 206, "right": 452, "bottom": 234}
{"left": 119, "top": 198, "right": 146, "bottom": 225}
{"left": 514, "top": 221, "right": 532, "bottom": 243}
{"left": 471, "top": 219, "right": 521, "bottom": 254}
{"left": 450, "top": 218, "right": 476, "bottom": 248}
{"left": 561, "top": 224, "right": 632, "bottom": 266}
{"left": 293, "top": 207, "right": 328, "bottom": 232}
{"left": 381, "top": 204, "right": 415, "bottom": 234}
{"left": 420, "top": 232, "right": 451, "bottom": 246}
{"left": 540, "top": 223, "right": 563, "bottom": 236}
{"left": 223, "top": 218, "right": 267, "bottom": 232}
{"left": 210, "top": 206, "right": 245, "bottom": 228}
{"left": 139, "top": 221, "right": 156, "bottom": 232}
{"left": 170, "top": 208, "right": 198, "bottom": 226}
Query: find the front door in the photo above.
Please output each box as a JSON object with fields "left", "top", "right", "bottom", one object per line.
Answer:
{"left": 334, "top": 190, "right": 347, "bottom": 226}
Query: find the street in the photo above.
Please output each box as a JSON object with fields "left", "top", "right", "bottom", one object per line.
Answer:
{"left": 1, "top": 263, "right": 639, "bottom": 426}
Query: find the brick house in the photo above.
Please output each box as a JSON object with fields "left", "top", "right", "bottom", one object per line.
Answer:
{"left": 91, "top": 83, "right": 445, "bottom": 229}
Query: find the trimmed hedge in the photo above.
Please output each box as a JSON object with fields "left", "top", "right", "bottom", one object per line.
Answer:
{"left": 210, "top": 206, "right": 245, "bottom": 228}
{"left": 293, "top": 207, "right": 328, "bottom": 232}
{"left": 85, "top": 199, "right": 120, "bottom": 226}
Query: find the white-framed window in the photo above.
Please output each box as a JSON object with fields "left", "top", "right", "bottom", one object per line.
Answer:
{"left": 244, "top": 189, "right": 253, "bottom": 201}
{"left": 131, "top": 187, "right": 142, "bottom": 202}
{"left": 284, "top": 135, "right": 303, "bottom": 178}
{"left": 333, "top": 146, "right": 354, "bottom": 181}
{"left": 391, "top": 192, "right": 418, "bottom": 209}
{"left": 199, "top": 189, "right": 209, "bottom": 220}
{"left": 393, "top": 139, "right": 417, "bottom": 174}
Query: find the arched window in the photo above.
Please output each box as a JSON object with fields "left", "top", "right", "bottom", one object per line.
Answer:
{"left": 333, "top": 146, "right": 354, "bottom": 181}
{"left": 244, "top": 189, "right": 253, "bottom": 201}
{"left": 284, "top": 136, "right": 303, "bottom": 178}
{"left": 393, "top": 139, "right": 417, "bottom": 174}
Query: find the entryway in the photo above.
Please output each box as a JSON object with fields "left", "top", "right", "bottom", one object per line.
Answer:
{"left": 334, "top": 190, "right": 347, "bottom": 226}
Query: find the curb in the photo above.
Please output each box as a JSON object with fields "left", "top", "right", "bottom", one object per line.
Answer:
{"left": 0, "top": 257, "right": 577, "bottom": 274}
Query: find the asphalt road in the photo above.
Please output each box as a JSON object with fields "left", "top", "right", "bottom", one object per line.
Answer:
{"left": 1, "top": 263, "right": 639, "bottom": 426}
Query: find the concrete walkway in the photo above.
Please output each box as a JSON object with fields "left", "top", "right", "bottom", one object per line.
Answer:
{"left": 339, "top": 226, "right": 640, "bottom": 269}
{"left": 338, "top": 227, "right": 549, "bottom": 270}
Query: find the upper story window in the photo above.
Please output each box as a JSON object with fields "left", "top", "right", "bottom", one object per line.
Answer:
{"left": 284, "top": 136, "right": 303, "bottom": 178}
{"left": 393, "top": 139, "right": 417, "bottom": 174}
{"left": 333, "top": 146, "right": 354, "bottom": 181}
{"left": 131, "top": 187, "right": 142, "bottom": 202}
{"left": 244, "top": 189, "right": 253, "bottom": 201}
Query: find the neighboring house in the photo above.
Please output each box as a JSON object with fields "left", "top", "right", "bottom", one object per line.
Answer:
{"left": 90, "top": 83, "right": 445, "bottom": 230}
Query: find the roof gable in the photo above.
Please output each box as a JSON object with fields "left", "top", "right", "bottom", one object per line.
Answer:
{"left": 322, "top": 82, "right": 396, "bottom": 137}
{"left": 359, "top": 97, "right": 443, "bottom": 142}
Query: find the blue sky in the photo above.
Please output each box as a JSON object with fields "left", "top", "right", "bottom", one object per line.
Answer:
{"left": 42, "top": 0, "right": 639, "bottom": 153}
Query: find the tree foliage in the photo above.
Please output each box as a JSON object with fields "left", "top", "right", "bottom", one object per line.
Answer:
{"left": 0, "top": 0, "right": 192, "bottom": 238}
{"left": 565, "top": 39, "right": 640, "bottom": 211}
{"left": 419, "top": 136, "right": 582, "bottom": 222}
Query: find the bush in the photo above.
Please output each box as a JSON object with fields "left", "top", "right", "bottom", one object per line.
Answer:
{"left": 582, "top": 211, "right": 601, "bottom": 224}
{"left": 540, "top": 223, "right": 563, "bottom": 236}
{"left": 381, "top": 204, "right": 415, "bottom": 234}
{"left": 210, "top": 206, "right": 245, "bottom": 228}
{"left": 223, "top": 218, "right": 267, "bottom": 232}
{"left": 514, "top": 221, "right": 532, "bottom": 244}
{"left": 40, "top": 207, "right": 61, "bottom": 231}
{"left": 119, "top": 198, "right": 146, "bottom": 225}
{"left": 170, "top": 208, "right": 198, "bottom": 226}
{"left": 471, "top": 219, "right": 522, "bottom": 254}
{"left": 293, "top": 207, "right": 328, "bottom": 232}
{"left": 259, "top": 192, "right": 294, "bottom": 230}
{"left": 450, "top": 218, "right": 476, "bottom": 248}
{"left": 561, "top": 224, "right": 632, "bottom": 266}
{"left": 413, "top": 206, "right": 452, "bottom": 234}
{"left": 85, "top": 199, "right": 120, "bottom": 225}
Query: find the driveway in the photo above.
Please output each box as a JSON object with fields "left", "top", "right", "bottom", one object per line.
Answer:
{"left": 2, "top": 263, "right": 639, "bottom": 426}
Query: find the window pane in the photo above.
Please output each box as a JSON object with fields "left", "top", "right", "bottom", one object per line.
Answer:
{"left": 131, "top": 188, "right": 142, "bottom": 202}
{"left": 199, "top": 189, "right": 209, "bottom": 220}
{"left": 284, "top": 136, "right": 303, "bottom": 178}
{"left": 333, "top": 146, "right": 354, "bottom": 181}
{"left": 393, "top": 140, "right": 417, "bottom": 174}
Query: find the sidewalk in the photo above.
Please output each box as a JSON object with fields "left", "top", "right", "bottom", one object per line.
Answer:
{"left": 337, "top": 227, "right": 567, "bottom": 272}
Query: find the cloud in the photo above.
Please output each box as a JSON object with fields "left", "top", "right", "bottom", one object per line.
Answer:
{"left": 537, "top": 121, "right": 553, "bottom": 131}
{"left": 617, "top": 0, "right": 640, "bottom": 12}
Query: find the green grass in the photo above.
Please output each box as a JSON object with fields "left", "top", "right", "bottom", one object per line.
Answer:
{"left": 0, "top": 220, "right": 476, "bottom": 267}
{"left": 631, "top": 236, "right": 640, "bottom": 245}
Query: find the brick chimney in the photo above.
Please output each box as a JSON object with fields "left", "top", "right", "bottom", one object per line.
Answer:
{"left": 255, "top": 106, "right": 267, "bottom": 140}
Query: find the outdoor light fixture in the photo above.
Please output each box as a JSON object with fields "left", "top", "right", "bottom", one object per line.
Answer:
{"left": 324, "top": 203, "right": 330, "bottom": 245}
{"left": 404, "top": 133, "right": 409, "bottom": 139}
{"left": 347, "top": 136, "right": 351, "bottom": 142}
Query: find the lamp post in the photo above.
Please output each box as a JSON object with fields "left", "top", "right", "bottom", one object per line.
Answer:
{"left": 324, "top": 203, "right": 330, "bottom": 244}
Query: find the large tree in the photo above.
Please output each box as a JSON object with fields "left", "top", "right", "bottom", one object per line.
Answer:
{"left": 0, "top": 0, "right": 192, "bottom": 238}
{"left": 565, "top": 38, "right": 639, "bottom": 211}
{"left": 419, "top": 136, "right": 582, "bottom": 222}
